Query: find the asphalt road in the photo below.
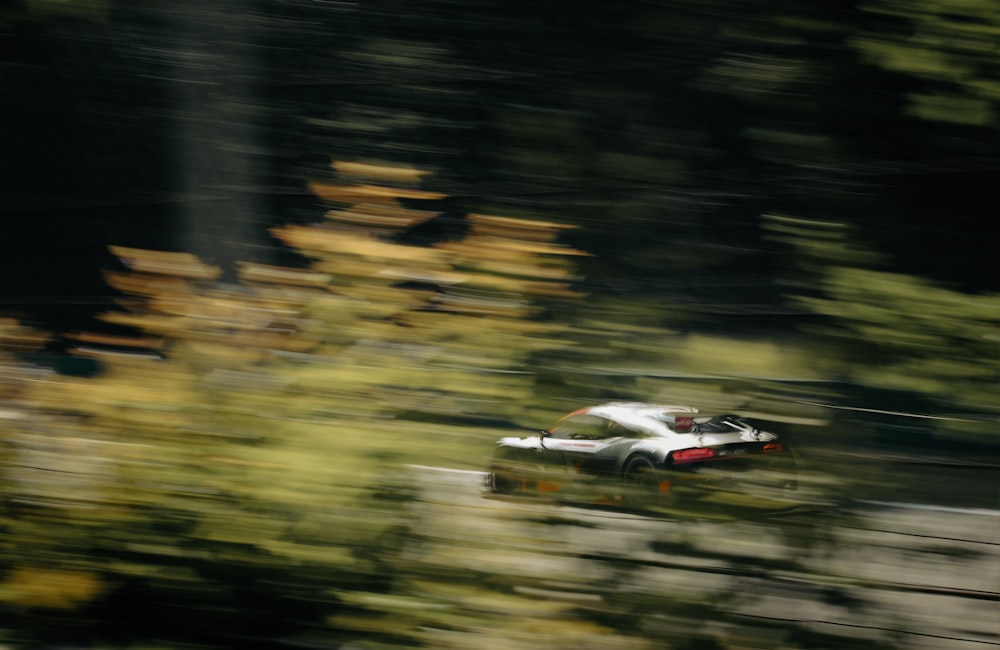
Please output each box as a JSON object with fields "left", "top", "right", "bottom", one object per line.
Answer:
{"left": 408, "top": 464, "right": 1000, "bottom": 649}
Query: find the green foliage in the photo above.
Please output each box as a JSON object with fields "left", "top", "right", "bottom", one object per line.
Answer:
{"left": 4, "top": 1, "right": 999, "bottom": 646}
{"left": 852, "top": 0, "right": 1000, "bottom": 126}
{"left": 769, "top": 214, "right": 1000, "bottom": 440}
{"left": 0, "top": 170, "right": 594, "bottom": 647}
{"left": 806, "top": 267, "right": 1000, "bottom": 410}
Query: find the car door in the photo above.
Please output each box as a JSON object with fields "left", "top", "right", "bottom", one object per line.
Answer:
{"left": 542, "top": 414, "right": 623, "bottom": 477}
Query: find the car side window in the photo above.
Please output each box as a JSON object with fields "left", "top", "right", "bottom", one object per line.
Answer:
{"left": 548, "top": 415, "right": 615, "bottom": 440}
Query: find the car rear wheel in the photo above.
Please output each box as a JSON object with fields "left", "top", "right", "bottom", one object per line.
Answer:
{"left": 622, "top": 455, "right": 663, "bottom": 506}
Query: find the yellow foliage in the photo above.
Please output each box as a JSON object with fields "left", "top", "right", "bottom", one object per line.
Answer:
{"left": 441, "top": 237, "right": 590, "bottom": 258}
{"left": 273, "top": 225, "right": 452, "bottom": 265}
{"left": 108, "top": 246, "right": 221, "bottom": 280}
{"left": 99, "top": 311, "right": 191, "bottom": 336}
{"left": 237, "top": 262, "right": 332, "bottom": 288}
{"left": 332, "top": 159, "right": 431, "bottom": 183}
{"left": 402, "top": 311, "right": 560, "bottom": 337}
{"left": 0, "top": 167, "right": 597, "bottom": 648}
{"left": 103, "top": 270, "right": 193, "bottom": 299}
{"left": 308, "top": 180, "right": 446, "bottom": 203}
{"left": 0, "top": 567, "right": 102, "bottom": 609}
{"left": 329, "top": 202, "right": 440, "bottom": 230}
{"left": 467, "top": 213, "right": 574, "bottom": 243}
{"left": 67, "top": 331, "right": 162, "bottom": 350}
{"left": 0, "top": 319, "right": 50, "bottom": 353}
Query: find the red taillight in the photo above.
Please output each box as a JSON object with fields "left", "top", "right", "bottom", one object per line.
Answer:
{"left": 763, "top": 442, "right": 783, "bottom": 453}
{"left": 672, "top": 447, "right": 716, "bottom": 463}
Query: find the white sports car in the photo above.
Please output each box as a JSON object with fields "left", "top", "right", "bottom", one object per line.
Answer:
{"left": 487, "top": 402, "right": 797, "bottom": 506}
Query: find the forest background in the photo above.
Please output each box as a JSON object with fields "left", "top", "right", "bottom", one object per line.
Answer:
{"left": 0, "top": 1, "right": 997, "bottom": 648}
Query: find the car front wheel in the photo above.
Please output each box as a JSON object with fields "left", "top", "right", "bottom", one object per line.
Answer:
{"left": 486, "top": 464, "right": 519, "bottom": 494}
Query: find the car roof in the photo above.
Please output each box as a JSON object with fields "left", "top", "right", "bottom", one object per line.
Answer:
{"left": 576, "top": 402, "right": 699, "bottom": 436}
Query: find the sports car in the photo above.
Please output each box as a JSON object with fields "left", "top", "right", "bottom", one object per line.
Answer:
{"left": 486, "top": 402, "right": 796, "bottom": 506}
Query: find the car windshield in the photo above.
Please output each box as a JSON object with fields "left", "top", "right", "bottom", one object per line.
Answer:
{"left": 548, "top": 414, "right": 614, "bottom": 439}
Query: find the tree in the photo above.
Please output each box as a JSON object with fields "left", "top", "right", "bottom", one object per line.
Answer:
{"left": 766, "top": 213, "right": 1000, "bottom": 443}
{"left": 0, "top": 160, "right": 592, "bottom": 647}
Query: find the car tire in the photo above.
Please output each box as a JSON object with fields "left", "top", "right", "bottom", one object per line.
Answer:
{"left": 621, "top": 455, "right": 660, "bottom": 506}
{"left": 487, "top": 464, "right": 518, "bottom": 494}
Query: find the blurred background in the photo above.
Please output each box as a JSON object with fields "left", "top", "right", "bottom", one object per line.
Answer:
{"left": 1, "top": 1, "right": 997, "bottom": 648}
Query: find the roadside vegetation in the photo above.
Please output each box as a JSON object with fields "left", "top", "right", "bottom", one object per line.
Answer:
{"left": 1, "top": 0, "right": 997, "bottom": 647}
